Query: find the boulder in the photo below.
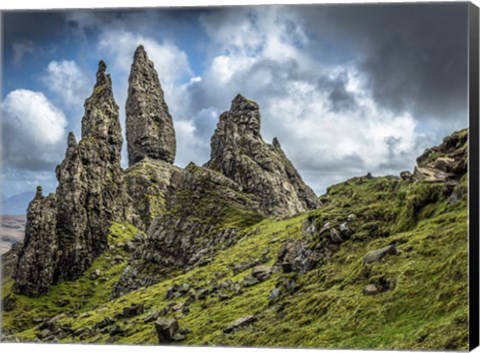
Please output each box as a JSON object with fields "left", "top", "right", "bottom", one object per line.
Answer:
{"left": 269, "top": 288, "right": 281, "bottom": 302}
{"left": 363, "top": 284, "right": 379, "bottom": 295}
{"left": 223, "top": 315, "right": 257, "bottom": 334}
{"left": 363, "top": 245, "right": 399, "bottom": 264}
{"left": 155, "top": 318, "right": 184, "bottom": 343}
{"left": 251, "top": 266, "right": 272, "bottom": 281}
{"left": 243, "top": 275, "right": 259, "bottom": 287}
{"left": 400, "top": 171, "right": 413, "bottom": 181}
{"left": 121, "top": 303, "right": 144, "bottom": 318}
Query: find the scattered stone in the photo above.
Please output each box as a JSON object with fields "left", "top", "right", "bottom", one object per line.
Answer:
{"left": 269, "top": 287, "right": 281, "bottom": 302}
{"left": 363, "top": 245, "right": 399, "bottom": 264}
{"left": 196, "top": 288, "right": 211, "bottom": 300}
{"left": 363, "top": 284, "right": 379, "bottom": 296}
{"left": 172, "top": 302, "right": 184, "bottom": 312}
{"left": 121, "top": 303, "right": 144, "bottom": 318}
{"left": 144, "top": 309, "right": 166, "bottom": 323}
{"left": 251, "top": 266, "right": 272, "bottom": 281}
{"left": 37, "top": 329, "right": 52, "bottom": 340}
{"left": 219, "top": 293, "right": 232, "bottom": 301}
{"left": 2, "top": 295, "right": 16, "bottom": 312}
{"left": 155, "top": 318, "right": 184, "bottom": 343}
{"left": 347, "top": 214, "right": 357, "bottom": 222}
{"left": 283, "top": 278, "right": 297, "bottom": 292}
{"left": 54, "top": 299, "right": 70, "bottom": 307}
{"left": 90, "top": 269, "right": 101, "bottom": 281}
{"left": 109, "top": 324, "right": 126, "bottom": 337}
{"left": 400, "top": 171, "right": 413, "bottom": 180}
{"left": 94, "top": 317, "right": 114, "bottom": 330}
{"left": 242, "top": 275, "right": 259, "bottom": 287}
{"left": 329, "top": 228, "right": 344, "bottom": 244}
{"left": 223, "top": 315, "right": 257, "bottom": 334}
{"left": 339, "top": 223, "right": 350, "bottom": 237}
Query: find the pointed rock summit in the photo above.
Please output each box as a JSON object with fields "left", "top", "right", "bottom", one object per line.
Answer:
{"left": 205, "top": 94, "right": 320, "bottom": 216}
{"left": 13, "top": 188, "right": 57, "bottom": 297}
{"left": 126, "top": 45, "right": 176, "bottom": 166}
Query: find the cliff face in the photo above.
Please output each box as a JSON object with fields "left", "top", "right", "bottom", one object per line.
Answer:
{"left": 13, "top": 62, "right": 125, "bottom": 296}
{"left": 112, "top": 163, "right": 264, "bottom": 298}
{"left": 205, "top": 94, "right": 320, "bottom": 216}
{"left": 126, "top": 45, "right": 176, "bottom": 166}
{"left": 413, "top": 129, "right": 468, "bottom": 183}
{"left": 54, "top": 61, "right": 125, "bottom": 282}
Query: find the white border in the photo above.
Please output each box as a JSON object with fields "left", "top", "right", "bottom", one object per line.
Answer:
{"left": 0, "top": 1, "right": 478, "bottom": 353}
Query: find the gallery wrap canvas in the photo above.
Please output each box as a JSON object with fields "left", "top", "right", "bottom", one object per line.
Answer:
{"left": 0, "top": 1, "right": 479, "bottom": 351}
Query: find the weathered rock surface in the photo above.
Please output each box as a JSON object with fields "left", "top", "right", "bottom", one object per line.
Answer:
{"left": 123, "top": 158, "right": 181, "bottom": 231}
{"left": 363, "top": 245, "right": 399, "bottom": 265}
{"left": 363, "top": 284, "right": 379, "bottom": 296}
{"left": 112, "top": 163, "right": 264, "bottom": 297}
{"left": 126, "top": 45, "right": 176, "bottom": 166}
{"left": 205, "top": 94, "right": 320, "bottom": 217}
{"left": 412, "top": 129, "right": 467, "bottom": 183}
{"left": 13, "top": 187, "right": 57, "bottom": 297}
{"left": 155, "top": 318, "right": 184, "bottom": 343}
{"left": 55, "top": 61, "right": 125, "bottom": 283}
{"left": 13, "top": 62, "right": 125, "bottom": 296}
{"left": 223, "top": 315, "right": 257, "bottom": 333}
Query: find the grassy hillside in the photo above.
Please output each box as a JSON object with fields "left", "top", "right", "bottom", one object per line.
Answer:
{"left": 1, "top": 171, "right": 468, "bottom": 350}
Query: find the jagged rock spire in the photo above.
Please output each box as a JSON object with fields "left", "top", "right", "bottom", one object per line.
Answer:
{"left": 126, "top": 45, "right": 176, "bottom": 166}
{"left": 222, "top": 94, "right": 261, "bottom": 136}
{"left": 206, "top": 94, "right": 320, "bottom": 216}
{"left": 14, "top": 61, "right": 126, "bottom": 295}
{"left": 81, "top": 61, "right": 123, "bottom": 151}
{"left": 13, "top": 191, "right": 58, "bottom": 297}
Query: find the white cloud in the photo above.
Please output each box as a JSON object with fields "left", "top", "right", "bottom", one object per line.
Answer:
{"left": 2, "top": 89, "right": 67, "bottom": 171}
{"left": 41, "top": 60, "right": 89, "bottom": 108}
{"left": 98, "top": 30, "right": 191, "bottom": 86}
{"left": 95, "top": 29, "right": 195, "bottom": 168}
{"left": 186, "top": 7, "right": 424, "bottom": 193}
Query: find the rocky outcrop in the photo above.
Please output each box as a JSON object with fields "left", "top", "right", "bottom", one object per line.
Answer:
{"left": 205, "top": 94, "right": 320, "bottom": 217}
{"left": 126, "top": 45, "right": 176, "bottom": 166}
{"left": 54, "top": 61, "right": 124, "bottom": 282}
{"left": 111, "top": 163, "right": 264, "bottom": 298}
{"left": 13, "top": 187, "right": 58, "bottom": 297}
{"left": 13, "top": 62, "right": 125, "bottom": 295}
{"left": 412, "top": 129, "right": 467, "bottom": 183}
{"left": 123, "top": 158, "right": 181, "bottom": 232}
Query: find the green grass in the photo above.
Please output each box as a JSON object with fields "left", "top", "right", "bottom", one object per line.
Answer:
{"left": 2, "top": 176, "right": 468, "bottom": 350}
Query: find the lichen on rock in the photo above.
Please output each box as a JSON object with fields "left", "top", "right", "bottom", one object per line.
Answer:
{"left": 205, "top": 94, "right": 320, "bottom": 217}
{"left": 14, "top": 61, "right": 125, "bottom": 295}
{"left": 126, "top": 45, "right": 176, "bottom": 166}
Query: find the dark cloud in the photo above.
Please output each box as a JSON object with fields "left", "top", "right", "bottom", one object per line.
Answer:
{"left": 297, "top": 3, "right": 468, "bottom": 119}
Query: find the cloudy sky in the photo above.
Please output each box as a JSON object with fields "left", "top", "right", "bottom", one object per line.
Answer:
{"left": 1, "top": 3, "right": 469, "bottom": 204}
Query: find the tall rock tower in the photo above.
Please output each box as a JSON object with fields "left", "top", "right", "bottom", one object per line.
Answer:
{"left": 126, "top": 45, "right": 176, "bottom": 166}
{"left": 205, "top": 94, "right": 320, "bottom": 216}
{"left": 54, "top": 61, "right": 124, "bottom": 282}
{"left": 13, "top": 61, "right": 125, "bottom": 296}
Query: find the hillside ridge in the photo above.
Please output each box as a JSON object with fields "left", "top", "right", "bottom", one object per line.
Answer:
{"left": 1, "top": 46, "right": 469, "bottom": 350}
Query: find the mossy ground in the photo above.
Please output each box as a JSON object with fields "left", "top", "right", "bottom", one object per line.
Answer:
{"left": 1, "top": 176, "right": 468, "bottom": 350}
